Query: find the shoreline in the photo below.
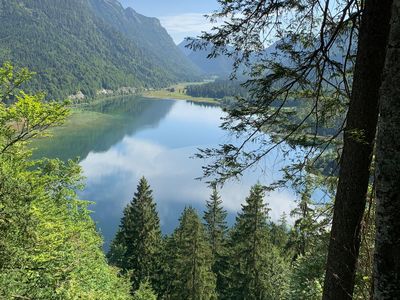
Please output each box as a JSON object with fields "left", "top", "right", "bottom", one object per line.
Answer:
{"left": 140, "top": 81, "right": 219, "bottom": 104}
{"left": 71, "top": 81, "right": 219, "bottom": 107}
{"left": 141, "top": 93, "right": 218, "bottom": 104}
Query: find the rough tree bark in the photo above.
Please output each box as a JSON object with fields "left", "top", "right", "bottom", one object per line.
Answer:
{"left": 374, "top": 1, "right": 400, "bottom": 298}
{"left": 323, "top": 1, "right": 393, "bottom": 299}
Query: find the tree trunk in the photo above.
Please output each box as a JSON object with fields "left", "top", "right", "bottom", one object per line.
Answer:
{"left": 374, "top": 1, "right": 400, "bottom": 297}
{"left": 322, "top": 1, "right": 393, "bottom": 299}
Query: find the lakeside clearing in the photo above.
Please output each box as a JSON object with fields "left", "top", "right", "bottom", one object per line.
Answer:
{"left": 142, "top": 82, "right": 219, "bottom": 104}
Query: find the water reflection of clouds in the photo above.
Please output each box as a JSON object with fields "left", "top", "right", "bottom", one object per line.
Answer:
{"left": 166, "top": 101, "right": 223, "bottom": 125}
{"left": 81, "top": 136, "right": 296, "bottom": 227}
{"left": 81, "top": 137, "right": 167, "bottom": 180}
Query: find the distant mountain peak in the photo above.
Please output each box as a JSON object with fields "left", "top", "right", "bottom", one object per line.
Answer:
{"left": 124, "top": 6, "right": 161, "bottom": 26}
{"left": 97, "top": 0, "right": 124, "bottom": 12}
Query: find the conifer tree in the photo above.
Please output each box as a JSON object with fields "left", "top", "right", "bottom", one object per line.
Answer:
{"left": 157, "top": 235, "right": 176, "bottom": 298}
{"left": 133, "top": 281, "right": 157, "bottom": 300}
{"left": 169, "top": 207, "right": 217, "bottom": 300}
{"left": 203, "top": 185, "right": 229, "bottom": 298}
{"left": 108, "top": 177, "right": 162, "bottom": 292}
{"left": 269, "top": 213, "right": 290, "bottom": 253}
{"left": 226, "top": 184, "right": 288, "bottom": 299}
{"left": 203, "top": 184, "right": 228, "bottom": 259}
{"left": 287, "top": 183, "right": 330, "bottom": 299}
{"left": 289, "top": 185, "right": 316, "bottom": 259}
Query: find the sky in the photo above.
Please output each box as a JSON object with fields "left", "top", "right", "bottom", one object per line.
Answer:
{"left": 119, "top": 0, "right": 220, "bottom": 44}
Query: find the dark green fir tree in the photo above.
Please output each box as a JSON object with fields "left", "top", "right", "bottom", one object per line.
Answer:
{"left": 107, "top": 177, "right": 162, "bottom": 292}
{"left": 269, "top": 212, "right": 290, "bottom": 255}
{"left": 226, "top": 184, "right": 289, "bottom": 299}
{"left": 287, "top": 181, "right": 329, "bottom": 299}
{"left": 203, "top": 184, "right": 228, "bottom": 298}
{"left": 289, "top": 184, "right": 316, "bottom": 259}
{"left": 204, "top": 184, "right": 228, "bottom": 258}
{"left": 169, "top": 207, "right": 217, "bottom": 300}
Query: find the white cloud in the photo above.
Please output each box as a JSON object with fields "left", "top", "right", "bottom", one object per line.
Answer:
{"left": 160, "top": 13, "right": 211, "bottom": 33}
{"left": 159, "top": 13, "right": 217, "bottom": 43}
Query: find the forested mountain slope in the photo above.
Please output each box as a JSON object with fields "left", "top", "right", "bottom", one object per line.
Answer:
{"left": 0, "top": 0, "right": 199, "bottom": 99}
{"left": 89, "top": 0, "right": 200, "bottom": 81}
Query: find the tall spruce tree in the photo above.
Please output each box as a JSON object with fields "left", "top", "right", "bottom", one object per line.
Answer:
{"left": 289, "top": 185, "right": 317, "bottom": 259}
{"left": 108, "top": 177, "right": 162, "bottom": 292}
{"left": 168, "top": 207, "right": 217, "bottom": 300}
{"left": 287, "top": 183, "right": 330, "bottom": 299}
{"left": 203, "top": 185, "right": 228, "bottom": 297}
{"left": 226, "top": 184, "right": 288, "bottom": 299}
{"left": 269, "top": 213, "right": 290, "bottom": 254}
{"left": 287, "top": 206, "right": 329, "bottom": 299}
{"left": 203, "top": 185, "right": 228, "bottom": 259}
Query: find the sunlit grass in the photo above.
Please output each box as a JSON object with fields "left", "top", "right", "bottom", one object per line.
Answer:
{"left": 142, "top": 82, "right": 219, "bottom": 104}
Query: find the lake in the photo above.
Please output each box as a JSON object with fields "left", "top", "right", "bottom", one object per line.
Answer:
{"left": 32, "top": 95, "right": 297, "bottom": 248}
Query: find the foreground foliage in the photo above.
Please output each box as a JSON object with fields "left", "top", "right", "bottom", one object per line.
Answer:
{"left": 0, "top": 63, "right": 132, "bottom": 299}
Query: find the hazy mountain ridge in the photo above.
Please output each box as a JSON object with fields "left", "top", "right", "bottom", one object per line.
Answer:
{"left": 0, "top": 0, "right": 199, "bottom": 99}
{"left": 179, "top": 37, "right": 349, "bottom": 80}
{"left": 178, "top": 40, "right": 235, "bottom": 78}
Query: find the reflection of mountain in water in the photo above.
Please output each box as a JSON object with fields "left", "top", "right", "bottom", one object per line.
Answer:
{"left": 186, "top": 101, "right": 219, "bottom": 109}
{"left": 32, "top": 96, "right": 175, "bottom": 161}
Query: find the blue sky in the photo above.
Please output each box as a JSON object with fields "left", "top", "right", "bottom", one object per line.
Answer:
{"left": 119, "top": 0, "right": 220, "bottom": 44}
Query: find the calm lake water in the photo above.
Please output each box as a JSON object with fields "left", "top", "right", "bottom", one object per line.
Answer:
{"left": 33, "top": 96, "right": 297, "bottom": 248}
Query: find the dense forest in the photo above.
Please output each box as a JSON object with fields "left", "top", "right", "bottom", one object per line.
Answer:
{"left": 186, "top": 80, "right": 249, "bottom": 99}
{"left": 106, "top": 177, "right": 330, "bottom": 299}
{"left": 0, "top": 64, "right": 132, "bottom": 299}
{"left": 0, "top": 0, "right": 200, "bottom": 100}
